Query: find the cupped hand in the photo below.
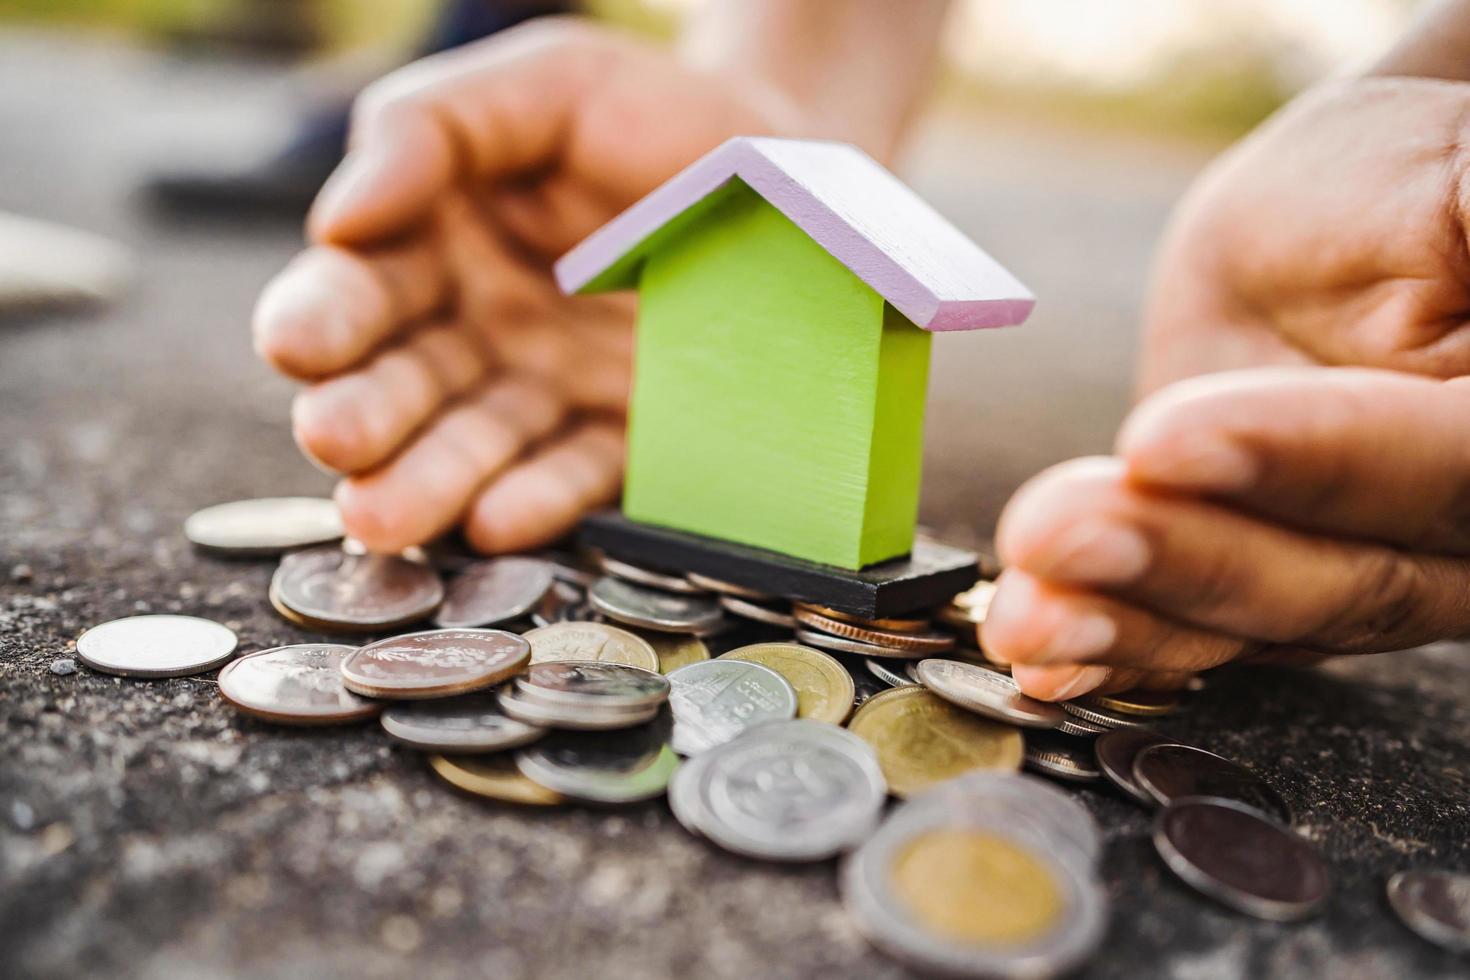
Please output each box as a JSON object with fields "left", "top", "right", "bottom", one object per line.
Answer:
{"left": 985, "top": 76, "right": 1470, "bottom": 699}
{"left": 253, "top": 19, "right": 794, "bottom": 554}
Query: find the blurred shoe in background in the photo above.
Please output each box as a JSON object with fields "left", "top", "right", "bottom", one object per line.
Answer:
{"left": 143, "top": 0, "right": 572, "bottom": 217}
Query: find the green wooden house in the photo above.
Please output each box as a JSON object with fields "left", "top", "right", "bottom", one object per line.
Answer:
{"left": 555, "top": 137, "right": 1033, "bottom": 570}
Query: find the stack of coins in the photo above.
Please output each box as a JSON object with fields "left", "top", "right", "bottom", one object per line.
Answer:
{"left": 61, "top": 498, "right": 1391, "bottom": 976}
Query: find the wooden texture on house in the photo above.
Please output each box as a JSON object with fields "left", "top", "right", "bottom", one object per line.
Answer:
{"left": 624, "top": 181, "right": 930, "bottom": 568}
{"left": 555, "top": 137, "right": 1033, "bottom": 571}
{"left": 580, "top": 511, "right": 980, "bottom": 619}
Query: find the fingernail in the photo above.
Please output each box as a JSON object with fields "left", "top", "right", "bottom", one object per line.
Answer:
{"left": 1130, "top": 437, "right": 1256, "bottom": 493}
{"left": 1049, "top": 665, "right": 1111, "bottom": 701}
{"left": 1035, "top": 520, "right": 1150, "bottom": 585}
{"left": 1040, "top": 611, "right": 1116, "bottom": 663}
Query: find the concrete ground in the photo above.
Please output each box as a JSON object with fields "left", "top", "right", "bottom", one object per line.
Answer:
{"left": 3, "top": 30, "right": 1469, "bottom": 980}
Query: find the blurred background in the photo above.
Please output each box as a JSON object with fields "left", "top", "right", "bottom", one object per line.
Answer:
{"left": 0, "top": 0, "right": 1422, "bottom": 556}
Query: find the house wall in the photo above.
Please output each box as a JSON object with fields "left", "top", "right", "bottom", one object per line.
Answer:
{"left": 623, "top": 179, "right": 930, "bottom": 569}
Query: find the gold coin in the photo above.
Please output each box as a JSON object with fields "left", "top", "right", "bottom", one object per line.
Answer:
{"left": 848, "top": 687, "right": 1022, "bottom": 797}
{"left": 890, "top": 829, "right": 1063, "bottom": 945}
{"left": 522, "top": 622, "right": 659, "bottom": 672}
{"left": 427, "top": 754, "right": 563, "bottom": 805}
{"left": 631, "top": 629, "right": 710, "bottom": 674}
{"left": 1087, "top": 689, "right": 1181, "bottom": 718}
{"left": 718, "top": 642, "right": 856, "bottom": 725}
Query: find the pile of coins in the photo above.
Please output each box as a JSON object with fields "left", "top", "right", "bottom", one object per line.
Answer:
{"left": 62, "top": 496, "right": 1470, "bottom": 974}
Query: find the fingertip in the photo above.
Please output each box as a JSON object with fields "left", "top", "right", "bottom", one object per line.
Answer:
{"left": 1011, "top": 664, "right": 1110, "bottom": 702}
{"left": 333, "top": 477, "right": 421, "bottom": 554}
{"left": 465, "top": 474, "right": 579, "bottom": 555}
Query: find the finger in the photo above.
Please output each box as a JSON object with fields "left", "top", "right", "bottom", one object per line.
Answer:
{"left": 464, "top": 419, "right": 624, "bottom": 553}
{"left": 308, "top": 20, "right": 609, "bottom": 243}
{"left": 984, "top": 569, "right": 1250, "bottom": 673}
{"left": 253, "top": 240, "right": 446, "bottom": 379}
{"left": 334, "top": 377, "right": 568, "bottom": 551}
{"left": 1119, "top": 366, "right": 1470, "bottom": 554}
{"left": 1010, "top": 665, "right": 1112, "bottom": 702}
{"left": 486, "top": 177, "right": 621, "bottom": 261}
{"left": 292, "top": 322, "right": 490, "bottom": 473}
{"left": 998, "top": 456, "right": 1470, "bottom": 653}
{"left": 434, "top": 192, "right": 635, "bottom": 410}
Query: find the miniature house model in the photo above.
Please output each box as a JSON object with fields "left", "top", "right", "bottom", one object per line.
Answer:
{"left": 556, "top": 137, "right": 1033, "bottom": 571}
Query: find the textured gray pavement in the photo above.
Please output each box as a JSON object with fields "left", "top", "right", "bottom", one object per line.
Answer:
{"left": 3, "top": 31, "right": 1469, "bottom": 980}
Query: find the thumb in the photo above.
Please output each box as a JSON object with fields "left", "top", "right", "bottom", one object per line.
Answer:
{"left": 308, "top": 19, "right": 608, "bottom": 244}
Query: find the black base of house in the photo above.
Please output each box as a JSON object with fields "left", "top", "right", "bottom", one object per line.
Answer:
{"left": 578, "top": 511, "right": 979, "bottom": 618}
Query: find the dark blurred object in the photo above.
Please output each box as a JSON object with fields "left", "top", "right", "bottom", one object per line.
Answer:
{"left": 143, "top": 0, "right": 572, "bottom": 218}
{"left": 160, "top": 0, "right": 324, "bottom": 57}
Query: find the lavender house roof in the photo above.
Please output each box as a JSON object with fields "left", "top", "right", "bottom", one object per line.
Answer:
{"left": 554, "top": 136, "right": 1034, "bottom": 332}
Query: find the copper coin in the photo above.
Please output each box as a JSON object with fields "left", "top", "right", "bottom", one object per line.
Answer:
{"left": 794, "top": 626, "right": 923, "bottom": 660}
{"left": 339, "top": 628, "right": 530, "bottom": 699}
{"left": 793, "top": 602, "right": 931, "bottom": 634}
{"left": 271, "top": 546, "right": 443, "bottom": 632}
{"left": 1154, "top": 797, "right": 1328, "bottom": 921}
{"left": 1133, "top": 744, "right": 1292, "bottom": 823}
{"left": 428, "top": 754, "right": 563, "bottom": 806}
{"left": 793, "top": 607, "right": 954, "bottom": 654}
{"left": 218, "top": 643, "right": 380, "bottom": 725}
{"left": 433, "top": 557, "right": 554, "bottom": 628}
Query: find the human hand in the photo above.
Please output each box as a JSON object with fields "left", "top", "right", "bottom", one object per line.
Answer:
{"left": 253, "top": 19, "right": 795, "bottom": 554}
{"left": 984, "top": 77, "right": 1470, "bottom": 698}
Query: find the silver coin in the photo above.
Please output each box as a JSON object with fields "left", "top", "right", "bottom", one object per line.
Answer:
{"left": 794, "top": 626, "right": 914, "bottom": 659}
{"left": 666, "top": 659, "right": 798, "bottom": 756}
{"left": 866, "top": 658, "right": 911, "bottom": 689}
{"left": 433, "top": 557, "right": 554, "bottom": 628}
{"left": 1094, "top": 729, "right": 1176, "bottom": 806}
{"left": 685, "top": 720, "right": 886, "bottom": 862}
{"left": 914, "top": 771, "right": 1101, "bottom": 872}
{"left": 1024, "top": 731, "right": 1102, "bottom": 783}
{"left": 588, "top": 576, "right": 725, "bottom": 634}
{"left": 1056, "top": 716, "right": 1108, "bottom": 738}
{"left": 917, "top": 659, "right": 1065, "bottom": 729}
{"left": 1153, "top": 797, "right": 1329, "bottom": 921}
{"left": 842, "top": 792, "right": 1108, "bottom": 979}
{"left": 529, "top": 580, "right": 587, "bottom": 628}
{"left": 339, "top": 628, "right": 529, "bottom": 699}
{"left": 667, "top": 750, "right": 710, "bottom": 838}
{"left": 272, "top": 546, "right": 444, "bottom": 631}
{"left": 1133, "top": 743, "right": 1291, "bottom": 823}
{"left": 184, "top": 496, "right": 342, "bottom": 556}
{"left": 718, "top": 595, "right": 796, "bottom": 629}
{"left": 515, "top": 661, "right": 671, "bottom": 710}
{"left": 1061, "top": 700, "right": 1149, "bottom": 730}
{"left": 496, "top": 685, "right": 659, "bottom": 731}
{"left": 516, "top": 720, "right": 679, "bottom": 803}
{"left": 1387, "top": 870, "right": 1470, "bottom": 952}
{"left": 76, "top": 615, "right": 238, "bottom": 679}
{"left": 218, "top": 643, "right": 378, "bottom": 725}
{"left": 686, "top": 572, "right": 771, "bottom": 600}
{"left": 379, "top": 692, "right": 545, "bottom": 752}
{"left": 599, "top": 555, "right": 708, "bottom": 594}
{"left": 849, "top": 668, "right": 892, "bottom": 709}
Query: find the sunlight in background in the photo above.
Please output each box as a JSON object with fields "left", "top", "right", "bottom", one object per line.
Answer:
{"left": 947, "top": 0, "right": 1405, "bottom": 88}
